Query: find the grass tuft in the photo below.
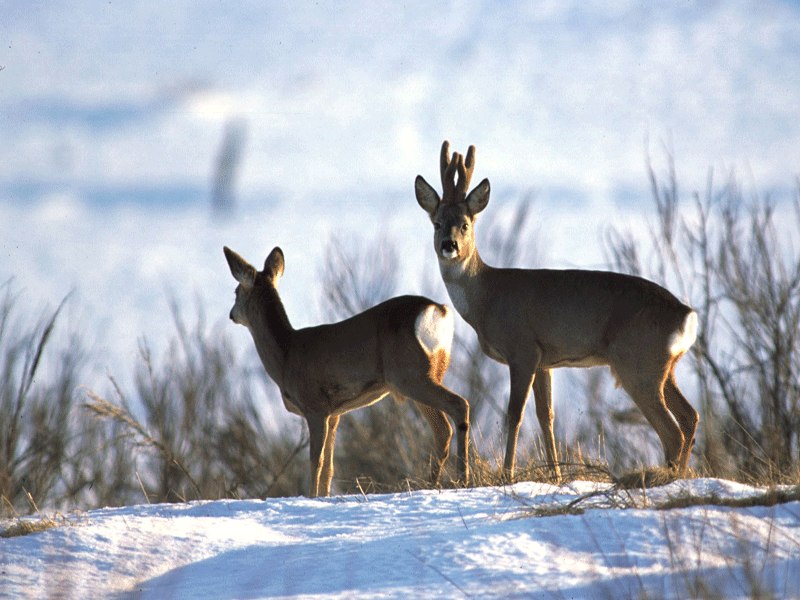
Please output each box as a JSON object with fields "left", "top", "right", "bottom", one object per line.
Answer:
{"left": 0, "top": 489, "right": 75, "bottom": 537}
{"left": 614, "top": 466, "right": 680, "bottom": 489}
{"left": 0, "top": 517, "right": 60, "bottom": 538}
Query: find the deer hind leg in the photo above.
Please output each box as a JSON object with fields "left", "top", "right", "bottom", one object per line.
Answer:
{"left": 414, "top": 401, "right": 452, "bottom": 485}
{"left": 662, "top": 363, "right": 698, "bottom": 475}
{"left": 615, "top": 366, "right": 684, "bottom": 472}
{"left": 532, "top": 368, "right": 561, "bottom": 483}
{"left": 392, "top": 377, "right": 470, "bottom": 486}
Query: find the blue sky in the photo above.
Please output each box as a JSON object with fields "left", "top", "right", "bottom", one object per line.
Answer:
{"left": 2, "top": 0, "right": 799, "bottom": 394}
{"left": 4, "top": 1, "right": 799, "bottom": 198}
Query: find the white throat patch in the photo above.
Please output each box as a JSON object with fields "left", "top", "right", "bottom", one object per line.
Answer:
{"left": 444, "top": 282, "right": 469, "bottom": 318}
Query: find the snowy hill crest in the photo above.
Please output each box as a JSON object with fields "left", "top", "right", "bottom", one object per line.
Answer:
{"left": 2, "top": 478, "right": 799, "bottom": 599}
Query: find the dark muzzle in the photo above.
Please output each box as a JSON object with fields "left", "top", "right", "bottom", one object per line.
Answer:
{"left": 441, "top": 240, "right": 458, "bottom": 254}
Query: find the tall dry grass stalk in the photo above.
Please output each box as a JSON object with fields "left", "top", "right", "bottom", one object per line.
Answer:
{"left": 83, "top": 302, "right": 311, "bottom": 501}
{"left": 0, "top": 283, "right": 96, "bottom": 515}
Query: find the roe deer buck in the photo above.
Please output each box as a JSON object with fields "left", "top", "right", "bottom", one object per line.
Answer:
{"left": 415, "top": 141, "right": 698, "bottom": 482}
{"left": 224, "top": 246, "right": 470, "bottom": 497}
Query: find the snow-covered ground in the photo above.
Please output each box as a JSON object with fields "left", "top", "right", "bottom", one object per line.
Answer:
{"left": 3, "top": 478, "right": 799, "bottom": 599}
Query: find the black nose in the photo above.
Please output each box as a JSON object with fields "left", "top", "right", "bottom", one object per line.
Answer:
{"left": 442, "top": 240, "right": 458, "bottom": 253}
{"left": 229, "top": 309, "right": 235, "bottom": 322}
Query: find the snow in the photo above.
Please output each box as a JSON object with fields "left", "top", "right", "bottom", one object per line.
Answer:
{"left": 3, "top": 479, "right": 799, "bottom": 599}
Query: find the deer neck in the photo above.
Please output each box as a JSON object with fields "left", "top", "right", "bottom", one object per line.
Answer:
{"left": 439, "top": 248, "right": 488, "bottom": 324}
{"left": 247, "top": 291, "right": 294, "bottom": 388}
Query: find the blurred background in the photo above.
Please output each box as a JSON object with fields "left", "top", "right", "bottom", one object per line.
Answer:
{"left": 2, "top": 1, "right": 800, "bottom": 505}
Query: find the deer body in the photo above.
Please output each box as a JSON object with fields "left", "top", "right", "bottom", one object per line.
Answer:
{"left": 224, "top": 246, "right": 470, "bottom": 497}
{"left": 442, "top": 261, "right": 695, "bottom": 371}
{"left": 416, "top": 141, "right": 698, "bottom": 481}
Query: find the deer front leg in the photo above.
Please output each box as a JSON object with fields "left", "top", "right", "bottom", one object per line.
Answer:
{"left": 504, "top": 362, "right": 536, "bottom": 480}
{"left": 532, "top": 368, "right": 561, "bottom": 483}
{"left": 306, "top": 412, "right": 330, "bottom": 498}
{"left": 318, "top": 414, "right": 340, "bottom": 497}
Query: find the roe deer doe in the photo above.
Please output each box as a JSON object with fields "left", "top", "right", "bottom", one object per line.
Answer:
{"left": 415, "top": 141, "right": 698, "bottom": 482}
{"left": 224, "top": 246, "right": 470, "bottom": 496}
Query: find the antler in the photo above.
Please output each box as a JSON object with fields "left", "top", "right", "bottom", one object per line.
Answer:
{"left": 439, "top": 141, "right": 477, "bottom": 204}
{"left": 457, "top": 145, "right": 476, "bottom": 197}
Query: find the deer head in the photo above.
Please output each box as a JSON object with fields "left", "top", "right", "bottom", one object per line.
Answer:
{"left": 224, "top": 246, "right": 285, "bottom": 328}
{"left": 415, "top": 141, "right": 491, "bottom": 266}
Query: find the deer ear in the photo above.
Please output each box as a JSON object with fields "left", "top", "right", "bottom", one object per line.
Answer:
{"left": 415, "top": 175, "right": 441, "bottom": 217}
{"left": 465, "top": 178, "right": 490, "bottom": 216}
{"left": 264, "top": 247, "right": 285, "bottom": 283}
{"left": 224, "top": 246, "right": 256, "bottom": 289}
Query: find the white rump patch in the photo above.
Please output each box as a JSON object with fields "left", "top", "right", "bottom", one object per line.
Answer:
{"left": 669, "top": 311, "right": 698, "bottom": 355}
{"left": 415, "top": 305, "right": 454, "bottom": 356}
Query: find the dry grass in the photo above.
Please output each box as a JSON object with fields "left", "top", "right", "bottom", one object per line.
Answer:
{"left": 509, "top": 476, "right": 800, "bottom": 521}
{"left": 0, "top": 489, "right": 76, "bottom": 538}
{"left": 0, "top": 501, "right": 83, "bottom": 538}
{"left": 1, "top": 519, "right": 56, "bottom": 538}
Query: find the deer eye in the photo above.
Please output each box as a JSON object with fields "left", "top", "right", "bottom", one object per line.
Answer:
{"left": 460, "top": 223, "right": 469, "bottom": 234}
{"left": 433, "top": 222, "right": 441, "bottom": 231}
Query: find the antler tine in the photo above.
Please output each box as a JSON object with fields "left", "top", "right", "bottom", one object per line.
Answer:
{"left": 439, "top": 140, "right": 451, "bottom": 181}
{"left": 440, "top": 140, "right": 458, "bottom": 200}
{"left": 456, "top": 145, "right": 476, "bottom": 196}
